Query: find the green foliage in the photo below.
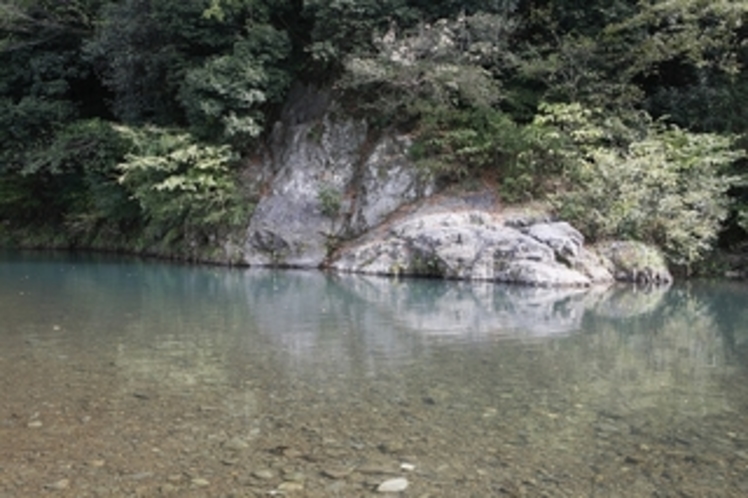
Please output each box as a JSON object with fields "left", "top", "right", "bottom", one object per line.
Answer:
{"left": 116, "top": 126, "right": 249, "bottom": 249}
{"left": 536, "top": 103, "right": 744, "bottom": 266}
{"left": 0, "top": 0, "right": 93, "bottom": 162}
{"left": 411, "top": 105, "right": 524, "bottom": 183}
{"left": 739, "top": 207, "right": 748, "bottom": 234}
{"left": 23, "top": 119, "right": 127, "bottom": 175}
{"left": 0, "top": 97, "right": 75, "bottom": 167}
{"left": 302, "top": 0, "right": 519, "bottom": 74}
{"left": 0, "top": 118, "right": 135, "bottom": 241}
{"left": 303, "top": 0, "right": 418, "bottom": 73}
{"left": 335, "top": 11, "right": 516, "bottom": 131}
{"left": 604, "top": 0, "right": 748, "bottom": 80}
{"left": 600, "top": 0, "right": 748, "bottom": 131}
{"left": 202, "top": 0, "right": 287, "bottom": 23}
{"left": 179, "top": 26, "right": 291, "bottom": 143}
{"left": 27, "top": 119, "right": 137, "bottom": 227}
{"left": 0, "top": 0, "right": 102, "bottom": 30}
{"left": 645, "top": 73, "right": 748, "bottom": 134}
{"left": 86, "top": 0, "right": 296, "bottom": 136}
{"left": 2, "top": 0, "right": 748, "bottom": 264}
{"left": 407, "top": 0, "right": 518, "bottom": 20}
{"left": 84, "top": 0, "right": 185, "bottom": 124}
{"left": 317, "top": 184, "right": 342, "bottom": 218}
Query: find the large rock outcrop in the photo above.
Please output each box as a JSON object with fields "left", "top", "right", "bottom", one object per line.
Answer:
{"left": 242, "top": 85, "right": 433, "bottom": 267}
{"left": 330, "top": 203, "right": 614, "bottom": 287}
{"left": 240, "top": 86, "right": 672, "bottom": 287}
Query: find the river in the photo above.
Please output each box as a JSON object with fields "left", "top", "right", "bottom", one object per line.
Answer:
{"left": 1, "top": 250, "right": 748, "bottom": 497}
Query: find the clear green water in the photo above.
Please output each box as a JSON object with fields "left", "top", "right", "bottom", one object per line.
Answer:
{"left": 2, "top": 250, "right": 748, "bottom": 497}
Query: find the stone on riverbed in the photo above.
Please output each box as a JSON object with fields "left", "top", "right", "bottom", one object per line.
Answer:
{"left": 376, "top": 477, "right": 409, "bottom": 493}
{"left": 190, "top": 478, "right": 210, "bottom": 488}
{"left": 278, "top": 481, "right": 304, "bottom": 492}
{"left": 44, "top": 479, "right": 70, "bottom": 490}
{"left": 223, "top": 437, "right": 250, "bottom": 452}
{"left": 252, "top": 469, "right": 275, "bottom": 480}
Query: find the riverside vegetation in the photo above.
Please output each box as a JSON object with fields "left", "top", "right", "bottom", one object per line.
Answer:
{"left": 1, "top": 0, "right": 747, "bottom": 274}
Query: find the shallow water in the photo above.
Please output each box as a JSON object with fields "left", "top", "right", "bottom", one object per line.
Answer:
{"left": 1, "top": 250, "right": 748, "bottom": 497}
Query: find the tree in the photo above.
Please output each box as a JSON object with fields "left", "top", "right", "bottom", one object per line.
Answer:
{"left": 0, "top": 0, "right": 102, "bottom": 185}
{"left": 179, "top": 24, "right": 291, "bottom": 143}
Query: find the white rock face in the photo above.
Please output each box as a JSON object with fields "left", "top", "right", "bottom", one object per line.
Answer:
{"left": 348, "top": 134, "right": 433, "bottom": 234}
{"left": 243, "top": 113, "right": 366, "bottom": 267}
{"left": 242, "top": 86, "right": 433, "bottom": 268}
{"left": 332, "top": 210, "right": 613, "bottom": 287}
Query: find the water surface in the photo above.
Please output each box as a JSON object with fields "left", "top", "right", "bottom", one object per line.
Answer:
{"left": 2, "top": 250, "right": 748, "bottom": 497}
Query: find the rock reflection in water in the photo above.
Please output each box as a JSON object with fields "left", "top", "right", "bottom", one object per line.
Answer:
{"left": 248, "top": 272, "right": 670, "bottom": 362}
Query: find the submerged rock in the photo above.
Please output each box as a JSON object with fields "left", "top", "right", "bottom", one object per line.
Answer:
{"left": 44, "top": 479, "right": 70, "bottom": 490}
{"left": 376, "top": 477, "right": 409, "bottom": 493}
{"left": 223, "top": 437, "right": 250, "bottom": 452}
{"left": 277, "top": 481, "right": 304, "bottom": 492}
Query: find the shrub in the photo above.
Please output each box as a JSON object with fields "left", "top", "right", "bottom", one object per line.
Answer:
{"left": 317, "top": 184, "right": 342, "bottom": 218}
{"left": 179, "top": 26, "right": 291, "bottom": 144}
{"left": 116, "top": 126, "right": 249, "bottom": 248}
{"left": 540, "top": 104, "right": 744, "bottom": 267}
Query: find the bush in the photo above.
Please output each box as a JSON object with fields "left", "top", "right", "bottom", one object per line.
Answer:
{"left": 116, "top": 126, "right": 249, "bottom": 249}
{"left": 317, "top": 184, "right": 342, "bottom": 218}
{"left": 538, "top": 104, "right": 744, "bottom": 267}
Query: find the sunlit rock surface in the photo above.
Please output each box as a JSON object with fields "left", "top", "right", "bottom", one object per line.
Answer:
{"left": 331, "top": 208, "right": 614, "bottom": 287}
{"left": 242, "top": 85, "right": 433, "bottom": 268}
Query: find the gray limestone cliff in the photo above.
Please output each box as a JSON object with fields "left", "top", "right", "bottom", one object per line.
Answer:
{"left": 242, "top": 85, "right": 433, "bottom": 268}
{"left": 240, "top": 86, "right": 671, "bottom": 287}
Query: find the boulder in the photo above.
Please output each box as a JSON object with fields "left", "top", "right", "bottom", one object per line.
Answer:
{"left": 331, "top": 210, "right": 614, "bottom": 287}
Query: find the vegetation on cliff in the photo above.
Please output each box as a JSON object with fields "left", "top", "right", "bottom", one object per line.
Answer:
{"left": 0, "top": 0, "right": 746, "bottom": 270}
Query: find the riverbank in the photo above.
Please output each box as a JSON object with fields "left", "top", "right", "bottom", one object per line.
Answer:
{"left": 2, "top": 189, "right": 745, "bottom": 284}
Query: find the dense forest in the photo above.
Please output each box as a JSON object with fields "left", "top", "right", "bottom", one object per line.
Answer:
{"left": 0, "top": 0, "right": 747, "bottom": 272}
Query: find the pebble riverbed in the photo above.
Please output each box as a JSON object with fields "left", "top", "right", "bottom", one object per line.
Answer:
{"left": 3, "top": 323, "right": 748, "bottom": 498}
